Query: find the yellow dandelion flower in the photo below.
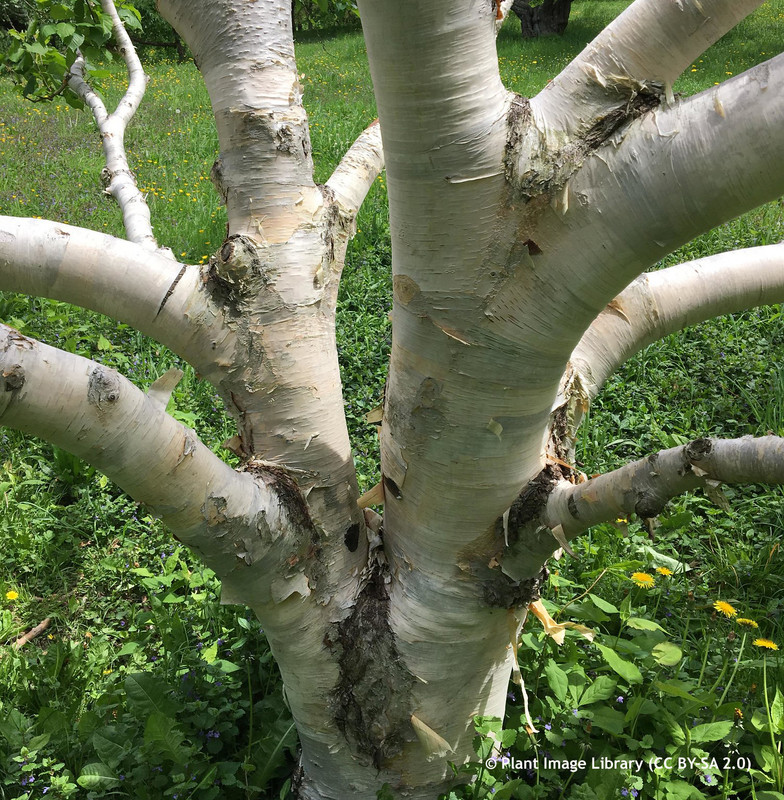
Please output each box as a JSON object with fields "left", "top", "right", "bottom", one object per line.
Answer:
{"left": 655, "top": 567, "right": 673, "bottom": 577}
{"left": 85, "top": 631, "right": 93, "bottom": 639}
{"left": 102, "top": 669, "right": 113, "bottom": 675}
{"left": 753, "top": 638, "right": 779, "bottom": 651}
{"left": 713, "top": 600, "right": 737, "bottom": 618}
{"left": 736, "top": 618, "right": 759, "bottom": 629}
{"left": 5, "top": 590, "right": 18, "bottom": 600}
{"left": 631, "top": 572, "right": 655, "bottom": 588}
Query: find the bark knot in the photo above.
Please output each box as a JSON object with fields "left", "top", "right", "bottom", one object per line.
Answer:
{"left": 87, "top": 366, "right": 121, "bottom": 410}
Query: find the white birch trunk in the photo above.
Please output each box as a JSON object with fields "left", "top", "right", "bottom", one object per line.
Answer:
{"left": 2, "top": 0, "right": 784, "bottom": 797}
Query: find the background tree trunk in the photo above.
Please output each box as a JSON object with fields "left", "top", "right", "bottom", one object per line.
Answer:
{"left": 511, "top": 0, "right": 572, "bottom": 37}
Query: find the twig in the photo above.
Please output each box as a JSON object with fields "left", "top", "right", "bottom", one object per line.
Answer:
{"left": 12, "top": 617, "right": 51, "bottom": 650}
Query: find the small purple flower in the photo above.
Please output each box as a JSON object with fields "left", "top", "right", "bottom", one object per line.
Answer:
{"left": 507, "top": 691, "right": 516, "bottom": 702}
{"left": 545, "top": 723, "right": 552, "bottom": 730}
{"left": 621, "top": 790, "right": 628, "bottom": 798}
{"left": 616, "top": 696, "right": 625, "bottom": 703}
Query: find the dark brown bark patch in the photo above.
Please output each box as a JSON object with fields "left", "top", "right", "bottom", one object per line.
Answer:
{"left": 331, "top": 565, "right": 414, "bottom": 768}
{"left": 2, "top": 365, "right": 25, "bottom": 391}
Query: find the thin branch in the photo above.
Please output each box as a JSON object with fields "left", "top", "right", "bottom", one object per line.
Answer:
{"left": 571, "top": 243, "right": 784, "bottom": 400}
{"left": 531, "top": 0, "right": 765, "bottom": 140}
{"left": 325, "top": 120, "right": 384, "bottom": 219}
{"left": 66, "top": 0, "right": 166, "bottom": 252}
{"left": 0, "top": 325, "right": 312, "bottom": 607}
{"left": 545, "top": 436, "right": 784, "bottom": 539}
{"left": 0, "top": 216, "right": 233, "bottom": 385}
{"left": 13, "top": 618, "right": 51, "bottom": 650}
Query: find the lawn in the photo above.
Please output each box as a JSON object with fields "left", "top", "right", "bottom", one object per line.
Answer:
{"left": 0, "top": 2, "right": 783, "bottom": 798}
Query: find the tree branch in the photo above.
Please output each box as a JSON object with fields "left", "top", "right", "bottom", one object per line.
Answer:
{"left": 531, "top": 0, "right": 765, "bottom": 140}
{"left": 571, "top": 243, "right": 784, "bottom": 400}
{"left": 0, "top": 324, "right": 317, "bottom": 607}
{"left": 66, "top": 0, "right": 165, "bottom": 252}
{"left": 325, "top": 120, "right": 384, "bottom": 220}
{"left": 501, "top": 436, "right": 784, "bottom": 579}
{"left": 546, "top": 436, "right": 784, "bottom": 538}
{"left": 506, "top": 54, "right": 784, "bottom": 373}
{"left": 0, "top": 216, "right": 234, "bottom": 388}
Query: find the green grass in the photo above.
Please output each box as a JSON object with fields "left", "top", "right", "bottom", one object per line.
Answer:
{"left": 0, "top": 2, "right": 783, "bottom": 798}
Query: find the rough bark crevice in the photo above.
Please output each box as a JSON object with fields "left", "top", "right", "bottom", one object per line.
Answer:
{"left": 330, "top": 563, "right": 415, "bottom": 770}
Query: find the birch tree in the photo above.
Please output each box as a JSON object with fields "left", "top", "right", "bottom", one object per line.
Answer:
{"left": 1, "top": 0, "right": 784, "bottom": 797}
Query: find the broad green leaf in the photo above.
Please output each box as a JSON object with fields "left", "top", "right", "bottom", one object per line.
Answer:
{"left": 144, "top": 712, "right": 189, "bottom": 764}
{"left": 116, "top": 641, "right": 138, "bottom": 656}
{"left": 654, "top": 680, "right": 699, "bottom": 703}
{"left": 77, "top": 711, "right": 100, "bottom": 740}
{"left": 97, "top": 334, "right": 113, "bottom": 351}
{"left": 92, "top": 728, "right": 128, "bottom": 768}
{"left": 652, "top": 642, "right": 683, "bottom": 666}
{"left": 55, "top": 22, "right": 76, "bottom": 38}
{"left": 626, "top": 617, "right": 665, "bottom": 632}
{"left": 202, "top": 641, "right": 218, "bottom": 663}
{"left": 77, "top": 762, "right": 120, "bottom": 789}
{"left": 49, "top": 4, "right": 74, "bottom": 20}
{"left": 492, "top": 781, "right": 524, "bottom": 799}
{"left": 755, "top": 793, "right": 784, "bottom": 800}
{"left": 658, "top": 707, "right": 686, "bottom": 746}
{"left": 544, "top": 660, "right": 568, "bottom": 702}
{"left": 587, "top": 706, "right": 625, "bottom": 736}
{"left": 124, "top": 673, "right": 179, "bottom": 716}
{"left": 214, "top": 658, "right": 241, "bottom": 673}
{"left": 595, "top": 643, "right": 642, "bottom": 685}
{"left": 754, "top": 743, "right": 780, "bottom": 774}
{"left": 771, "top": 688, "right": 784, "bottom": 733}
{"left": 663, "top": 779, "right": 706, "bottom": 799}
{"left": 689, "top": 720, "right": 733, "bottom": 744}
{"left": 579, "top": 675, "right": 617, "bottom": 706}
{"left": 588, "top": 593, "right": 619, "bottom": 614}
{"left": 637, "top": 544, "right": 690, "bottom": 573}
{"left": 27, "top": 732, "right": 51, "bottom": 752}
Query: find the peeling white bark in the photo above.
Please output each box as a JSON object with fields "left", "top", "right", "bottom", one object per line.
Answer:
{"left": 67, "top": 0, "right": 164, "bottom": 252}
{"left": 500, "top": 436, "right": 784, "bottom": 581}
{"left": 0, "top": 325, "right": 288, "bottom": 596}
{"left": 158, "top": 0, "right": 319, "bottom": 240}
{"left": 572, "top": 243, "right": 784, "bottom": 400}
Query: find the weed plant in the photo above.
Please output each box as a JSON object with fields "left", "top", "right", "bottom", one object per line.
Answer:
{"left": 0, "top": 1, "right": 783, "bottom": 797}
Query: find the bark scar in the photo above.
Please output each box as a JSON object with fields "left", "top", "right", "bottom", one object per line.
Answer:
{"left": 156, "top": 264, "right": 188, "bottom": 317}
